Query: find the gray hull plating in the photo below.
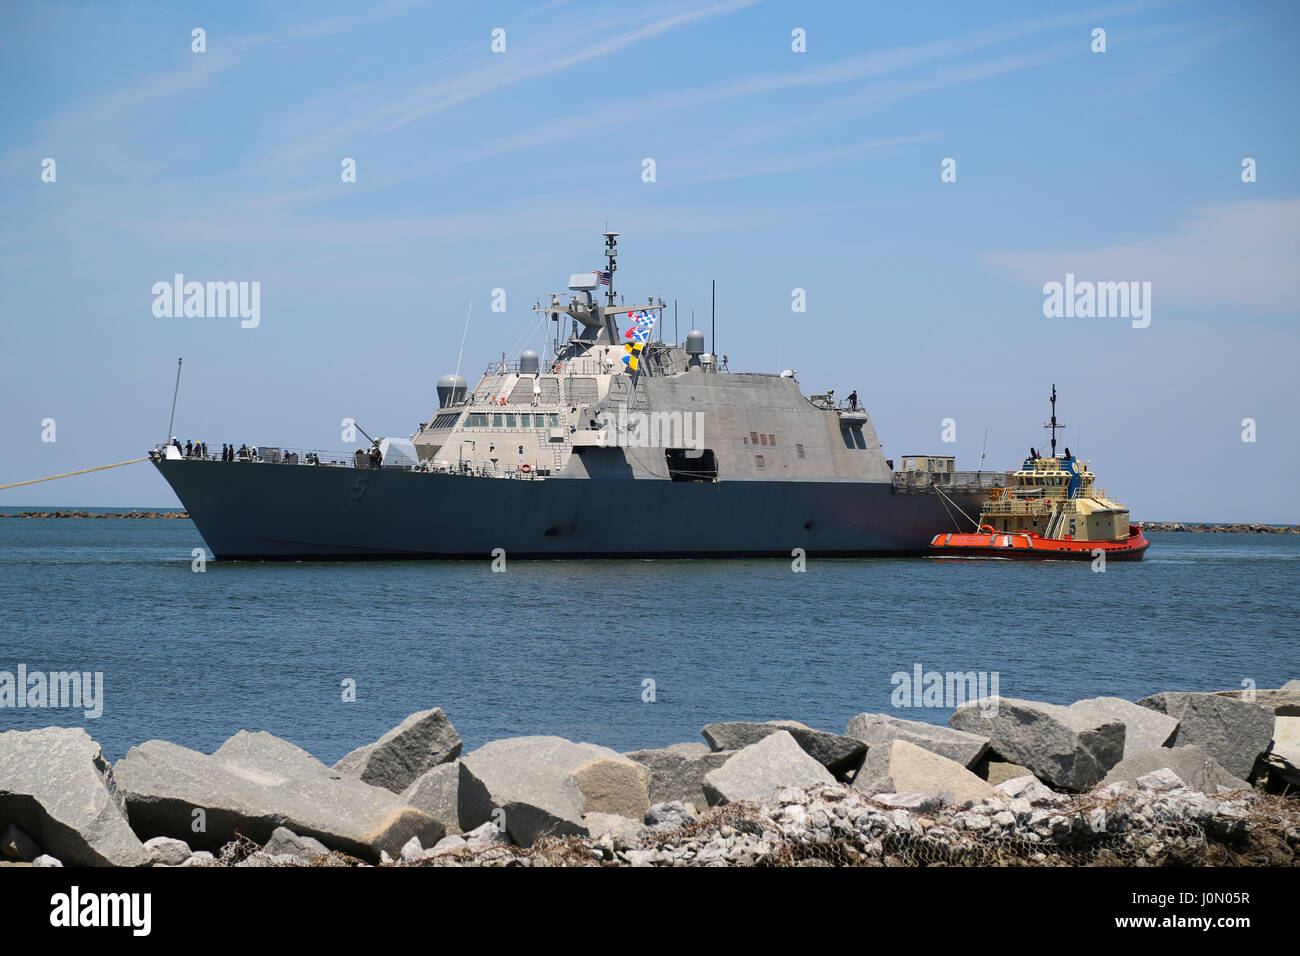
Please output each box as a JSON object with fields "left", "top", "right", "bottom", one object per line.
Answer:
{"left": 157, "top": 460, "right": 983, "bottom": 560}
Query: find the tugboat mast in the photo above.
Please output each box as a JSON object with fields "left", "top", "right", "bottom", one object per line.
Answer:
{"left": 1043, "top": 383, "right": 1066, "bottom": 458}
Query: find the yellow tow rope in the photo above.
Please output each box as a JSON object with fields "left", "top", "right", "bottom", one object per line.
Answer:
{"left": 0, "top": 457, "right": 149, "bottom": 491}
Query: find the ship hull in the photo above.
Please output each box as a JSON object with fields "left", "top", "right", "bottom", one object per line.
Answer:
{"left": 155, "top": 459, "right": 985, "bottom": 560}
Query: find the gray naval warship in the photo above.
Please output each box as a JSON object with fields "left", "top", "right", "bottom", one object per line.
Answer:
{"left": 151, "top": 233, "right": 998, "bottom": 559}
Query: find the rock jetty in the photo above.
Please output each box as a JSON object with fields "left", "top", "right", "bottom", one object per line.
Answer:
{"left": 1, "top": 684, "right": 1297, "bottom": 868}
{"left": 0, "top": 510, "right": 188, "bottom": 519}
{"left": 1141, "top": 522, "right": 1298, "bottom": 534}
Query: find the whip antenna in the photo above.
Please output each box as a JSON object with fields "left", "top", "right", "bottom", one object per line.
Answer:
{"left": 165, "top": 357, "right": 182, "bottom": 446}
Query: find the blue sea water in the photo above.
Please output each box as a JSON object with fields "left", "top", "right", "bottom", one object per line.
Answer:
{"left": 0, "top": 510, "right": 1296, "bottom": 763}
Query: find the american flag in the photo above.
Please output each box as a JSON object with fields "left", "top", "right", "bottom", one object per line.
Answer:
{"left": 591, "top": 270, "right": 611, "bottom": 287}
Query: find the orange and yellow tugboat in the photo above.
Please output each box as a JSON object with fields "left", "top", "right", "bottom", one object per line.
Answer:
{"left": 929, "top": 386, "right": 1149, "bottom": 561}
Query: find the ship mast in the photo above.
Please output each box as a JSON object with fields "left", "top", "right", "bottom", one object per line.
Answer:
{"left": 603, "top": 231, "right": 618, "bottom": 308}
{"left": 1043, "top": 383, "right": 1066, "bottom": 459}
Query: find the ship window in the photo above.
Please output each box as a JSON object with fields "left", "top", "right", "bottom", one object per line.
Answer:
{"left": 492, "top": 414, "right": 503, "bottom": 427}
{"left": 505, "top": 414, "right": 517, "bottom": 427}
{"left": 768, "top": 434, "right": 776, "bottom": 446}
{"left": 666, "top": 448, "right": 718, "bottom": 482}
{"left": 750, "top": 431, "right": 759, "bottom": 444}
{"left": 547, "top": 414, "right": 559, "bottom": 427}
{"left": 468, "top": 413, "right": 489, "bottom": 427}
{"left": 796, "top": 443, "right": 806, "bottom": 459}
{"left": 760, "top": 434, "right": 768, "bottom": 446}
{"left": 430, "top": 411, "right": 461, "bottom": 430}
{"left": 755, "top": 454, "right": 765, "bottom": 467}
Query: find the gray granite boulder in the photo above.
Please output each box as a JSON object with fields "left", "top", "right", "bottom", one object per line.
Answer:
{"left": 699, "top": 721, "right": 782, "bottom": 752}
{"left": 0, "top": 727, "right": 148, "bottom": 867}
{"left": 986, "top": 761, "right": 1035, "bottom": 786}
{"left": 458, "top": 740, "right": 587, "bottom": 845}
{"left": 1100, "top": 744, "right": 1249, "bottom": 793}
{"left": 1262, "top": 715, "right": 1299, "bottom": 787}
{"left": 854, "top": 739, "right": 994, "bottom": 805}
{"left": 645, "top": 801, "right": 696, "bottom": 828}
{"left": 457, "top": 736, "right": 648, "bottom": 844}
{"left": 994, "top": 774, "right": 1060, "bottom": 805}
{"left": 701, "top": 731, "right": 835, "bottom": 806}
{"left": 846, "top": 713, "right": 990, "bottom": 769}
{"left": 1212, "top": 685, "right": 1300, "bottom": 716}
{"left": 333, "top": 707, "right": 462, "bottom": 793}
{"left": 950, "top": 697, "right": 1125, "bottom": 791}
{"left": 701, "top": 721, "right": 866, "bottom": 776}
{"left": 400, "top": 760, "right": 461, "bottom": 835}
{"left": 460, "top": 736, "right": 649, "bottom": 830}
{"left": 1137, "top": 692, "right": 1274, "bottom": 779}
{"left": 626, "top": 746, "right": 733, "bottom": 808}
{"left": 143, "top": 836, "right": 192, "bottom": 866}
{"left": 1067, "top": 697, "right": 1178, "bottom": 754}
{"left": 113, "top": 730, "right": 444, "bottom": 862}
{"left": 1137, "top": 768, "right": 1186, "bottom": 792}
{"left": 872, "top": 792, "right": 943, "bottom": 811}
{"left": 663, "top": 742, "right": 710, "bottom": 758}
{"left": 264, "top": 826, "right": 329, "bottom": 863}
{"left": 583, "top": 812, "right": 644, "bottom": 844}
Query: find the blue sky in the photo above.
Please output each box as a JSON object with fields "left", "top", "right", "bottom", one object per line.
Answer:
{"left": 1, "top": 0, "right": 1297, "bottom": 520}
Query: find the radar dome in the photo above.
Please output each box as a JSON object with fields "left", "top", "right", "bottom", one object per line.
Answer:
{"left": 436, "top": 374, "right": 468, "bottom": 408}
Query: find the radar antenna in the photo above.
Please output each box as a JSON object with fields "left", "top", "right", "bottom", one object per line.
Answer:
{"left": 1043, "top": 384, "right": 1066, "bottom": 459}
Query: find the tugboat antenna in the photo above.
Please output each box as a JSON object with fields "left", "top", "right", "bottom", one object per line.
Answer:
{"left": 1043, "top": 383, "right": 1066, "bottom": 458}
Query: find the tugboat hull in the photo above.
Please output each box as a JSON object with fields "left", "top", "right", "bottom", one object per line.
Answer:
{"left": 928, "top": 525, "right": 1150, "bottom": 561}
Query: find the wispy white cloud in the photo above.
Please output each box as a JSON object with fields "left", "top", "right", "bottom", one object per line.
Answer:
{"left": 982, "top": 200, "right": 1300, "bottom": 314}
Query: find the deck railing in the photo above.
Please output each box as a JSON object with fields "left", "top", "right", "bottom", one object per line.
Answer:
{"left": 151, "top": 444, "right": 555, "bottom": 479}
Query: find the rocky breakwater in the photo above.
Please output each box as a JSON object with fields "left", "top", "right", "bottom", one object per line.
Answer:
{"left": 1141, "top": 522, "right": 1298, "bottom": 533}
{"left": 0, "top": 510, "right": 188, "bottom": 519}
{"left": 1, "top": 689, "right": 1297, "bottom": 868}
